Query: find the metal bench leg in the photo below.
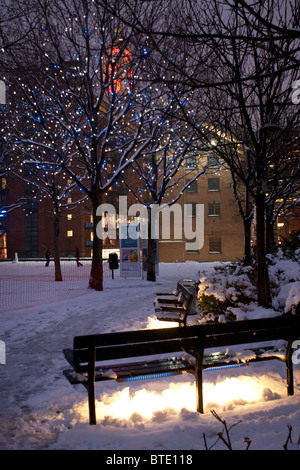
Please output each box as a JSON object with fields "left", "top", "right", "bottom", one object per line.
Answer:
{"left": 286, "top": 338, "right": 294, "bottom": 396}
{"left": 88, "top": 344, "right": 97, "bottom": 425}
{"left": 195, "top": 349, "right": 204, "bottom": 413}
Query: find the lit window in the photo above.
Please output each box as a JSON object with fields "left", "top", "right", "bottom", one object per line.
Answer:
{"left": 67, "top": 197, "right": 72, "bottom": 203}
{"left": 67, "top": 214, "right": 72, "bottom": 220}
{"left": 67, "top": 230, "right": 73, "bottom": 237}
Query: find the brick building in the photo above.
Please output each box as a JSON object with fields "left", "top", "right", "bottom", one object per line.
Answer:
{"left": 157, "top": 155, "right": 245, "bottom": 263}
{"left": 1, "top": 152, "right": 298, "bottom": 263}
{"left": 1, "top": 168, "right": 140, "bottom": 261}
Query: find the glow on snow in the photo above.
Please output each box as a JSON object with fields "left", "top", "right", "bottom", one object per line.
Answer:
{"left": 73, "top": 375, "right": 282, "bottom": 423}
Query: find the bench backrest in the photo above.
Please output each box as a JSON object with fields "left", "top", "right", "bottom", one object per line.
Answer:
{"left": 72, "top": 314, "right": 300, "bottom": 370}
{"left": 176, "top": 282, "right": 194, "bottom": 310}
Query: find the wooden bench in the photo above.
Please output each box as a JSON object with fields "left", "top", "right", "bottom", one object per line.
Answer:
{"left": 154, "top": 280, "right": 198, "bottom": 326}
{"left": 63, "top": 314, "right": 300, "bottom": 424}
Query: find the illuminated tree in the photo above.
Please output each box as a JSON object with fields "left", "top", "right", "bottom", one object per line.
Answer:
{"left": 122, "top": 88, "right": 203, "bottom": 281}
{"left": 1, "top": 0, "right": 169, "bottom": 290}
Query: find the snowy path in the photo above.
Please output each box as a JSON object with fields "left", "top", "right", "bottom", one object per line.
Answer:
{"left": 0, "top": 262, "right": 200, "bottom": 449}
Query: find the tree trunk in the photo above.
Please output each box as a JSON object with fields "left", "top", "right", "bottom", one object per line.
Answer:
{"left": 243, "top": 213, "right": 252, "bottom": 265}
{"left": 266, "top": 213, "right": 276, "bottom": 254}
{"left": 89, "top": 189, "right": 103, "bottom": 291}
{"left": 53, "top": 209, "right": 63, "bottom": 282}
{"left": 147, "top": 207, "right": 156, "bottom": 281}
{"left": 255, "top": 194, "right": 271, "bottom": 307}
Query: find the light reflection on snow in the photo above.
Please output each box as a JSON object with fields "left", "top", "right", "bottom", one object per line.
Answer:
{"left": 74, "top": 375, "right": 284, "bottom": 424}
{"left": 146, "top": 315, "right": 178, "bottom": 329}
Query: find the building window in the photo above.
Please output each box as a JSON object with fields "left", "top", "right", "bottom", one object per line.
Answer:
{"left": 209, "top": 237, "right": 221, "bottom": 253}
{"left": 208, "top": 201, "right": 220, "bottom": 216}
{"left": 186, "top": 179, "right": 198, "bottom": 193}
{"left": 207, "top": 154, "right": 219, "bottom": 166}
{"left": 67, "top": 197, "right": 72, "bottom": 203}
{"left": 185, "top": 155, "right": 197, "bottom": 170}
{"left": 67, "top": 230, "right": 73, "bottom": 237}
{"left": 67, "top": 214, "right": 72, "bottom": 220}
{"left": 208, "top": 178, "right": 220, "bottom": 191}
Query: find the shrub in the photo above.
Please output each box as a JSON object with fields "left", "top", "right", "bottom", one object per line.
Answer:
{"left": 280, "top": 230, "right": 300, "bottom": 262}
{"left": 197, "top": 262, "right": 256, "bottom": 323}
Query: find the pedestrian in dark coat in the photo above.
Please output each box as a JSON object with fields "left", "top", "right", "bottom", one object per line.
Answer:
{"left": 76, "top": 247, "right": 82, "bottom": 267}
{"left": 45, "top": 249, "right": 51, "bottom": 267}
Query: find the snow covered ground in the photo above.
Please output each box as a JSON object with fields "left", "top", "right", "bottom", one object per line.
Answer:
{"left": 0, "top": 259, "right": 299, "bottom": 452}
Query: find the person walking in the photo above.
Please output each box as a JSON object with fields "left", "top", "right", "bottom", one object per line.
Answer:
{"left": 45, "top": 249, "right": 51, "bottom": 267}
{"left": 76, "top": 247, "right": 82, "bottom": 267}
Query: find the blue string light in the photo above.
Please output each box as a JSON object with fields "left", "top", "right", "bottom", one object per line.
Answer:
{"left": 117, "top": 363, "right": 248, "bottom": 382}
{"left": 203, "top": 363, "right": 247, "bottom": 372}
{"left": 119, "top": 371, "right": 180, "bottom": 382}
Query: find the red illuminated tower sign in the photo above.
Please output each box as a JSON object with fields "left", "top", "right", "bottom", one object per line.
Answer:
{"left": 108, "top": 48, "right": 132, "bottom": 93}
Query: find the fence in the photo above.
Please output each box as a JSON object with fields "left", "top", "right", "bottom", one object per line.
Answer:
{"left": 0, "top": 259, "right": 111, "bottom": 313}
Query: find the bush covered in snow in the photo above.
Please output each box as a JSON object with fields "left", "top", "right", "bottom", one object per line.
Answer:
{"left": 197, "top": 247, "right": 300, "bottom": 323}
{"left": 279, "top": 230, "right": 300, "bottom": 262}
{"left": 197, "top": 262, "right": 257, "bottom": 322}
{"left": 268, "top": 248, "right": 300, "bottom": 313}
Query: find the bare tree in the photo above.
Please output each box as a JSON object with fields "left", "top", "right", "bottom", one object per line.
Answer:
{"left": 177, "top": 3, "right": 300, "bottom": 306}
{"left": 103, "top": 0, "right": 299, "bottom": 306}
{"left": 101, "top": 0, "right": 300, "bottom": 88}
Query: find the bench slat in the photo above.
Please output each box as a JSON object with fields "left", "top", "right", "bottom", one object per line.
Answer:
{"left": 154, "top": 281, "right": 195, "bottom": 325}
{"left": 72, "top": 319, "right": 299, "bottom": 359}
{"left": 63, "top": 357, "right": 194, "bottom": 384}
{"left": 73, "top": 337, "right": 200, "bottom": 365}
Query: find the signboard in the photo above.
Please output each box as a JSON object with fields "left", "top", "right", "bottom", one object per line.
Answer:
{"left": 119, "top": 223, "right": 141, "bottom": 278}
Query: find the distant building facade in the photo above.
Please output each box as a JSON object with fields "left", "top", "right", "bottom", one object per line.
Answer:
{"left": 157, "top": 155, "right": 245, "bottom": 263}
{"left": 1, "top": 152, "right": 299, "bottom": 263}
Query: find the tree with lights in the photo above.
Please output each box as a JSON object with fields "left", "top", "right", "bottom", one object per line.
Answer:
{"left": 1, "top": 96, "right": 88, "bottom": 281}
{"left": 0, "top": 0, "right": 181, "bottom": 290}
{"left": 122, "top": 89, "right": 204, "bottom": 281}
{"left": 15, "top": 159, "right": 85, "bottom": 282}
